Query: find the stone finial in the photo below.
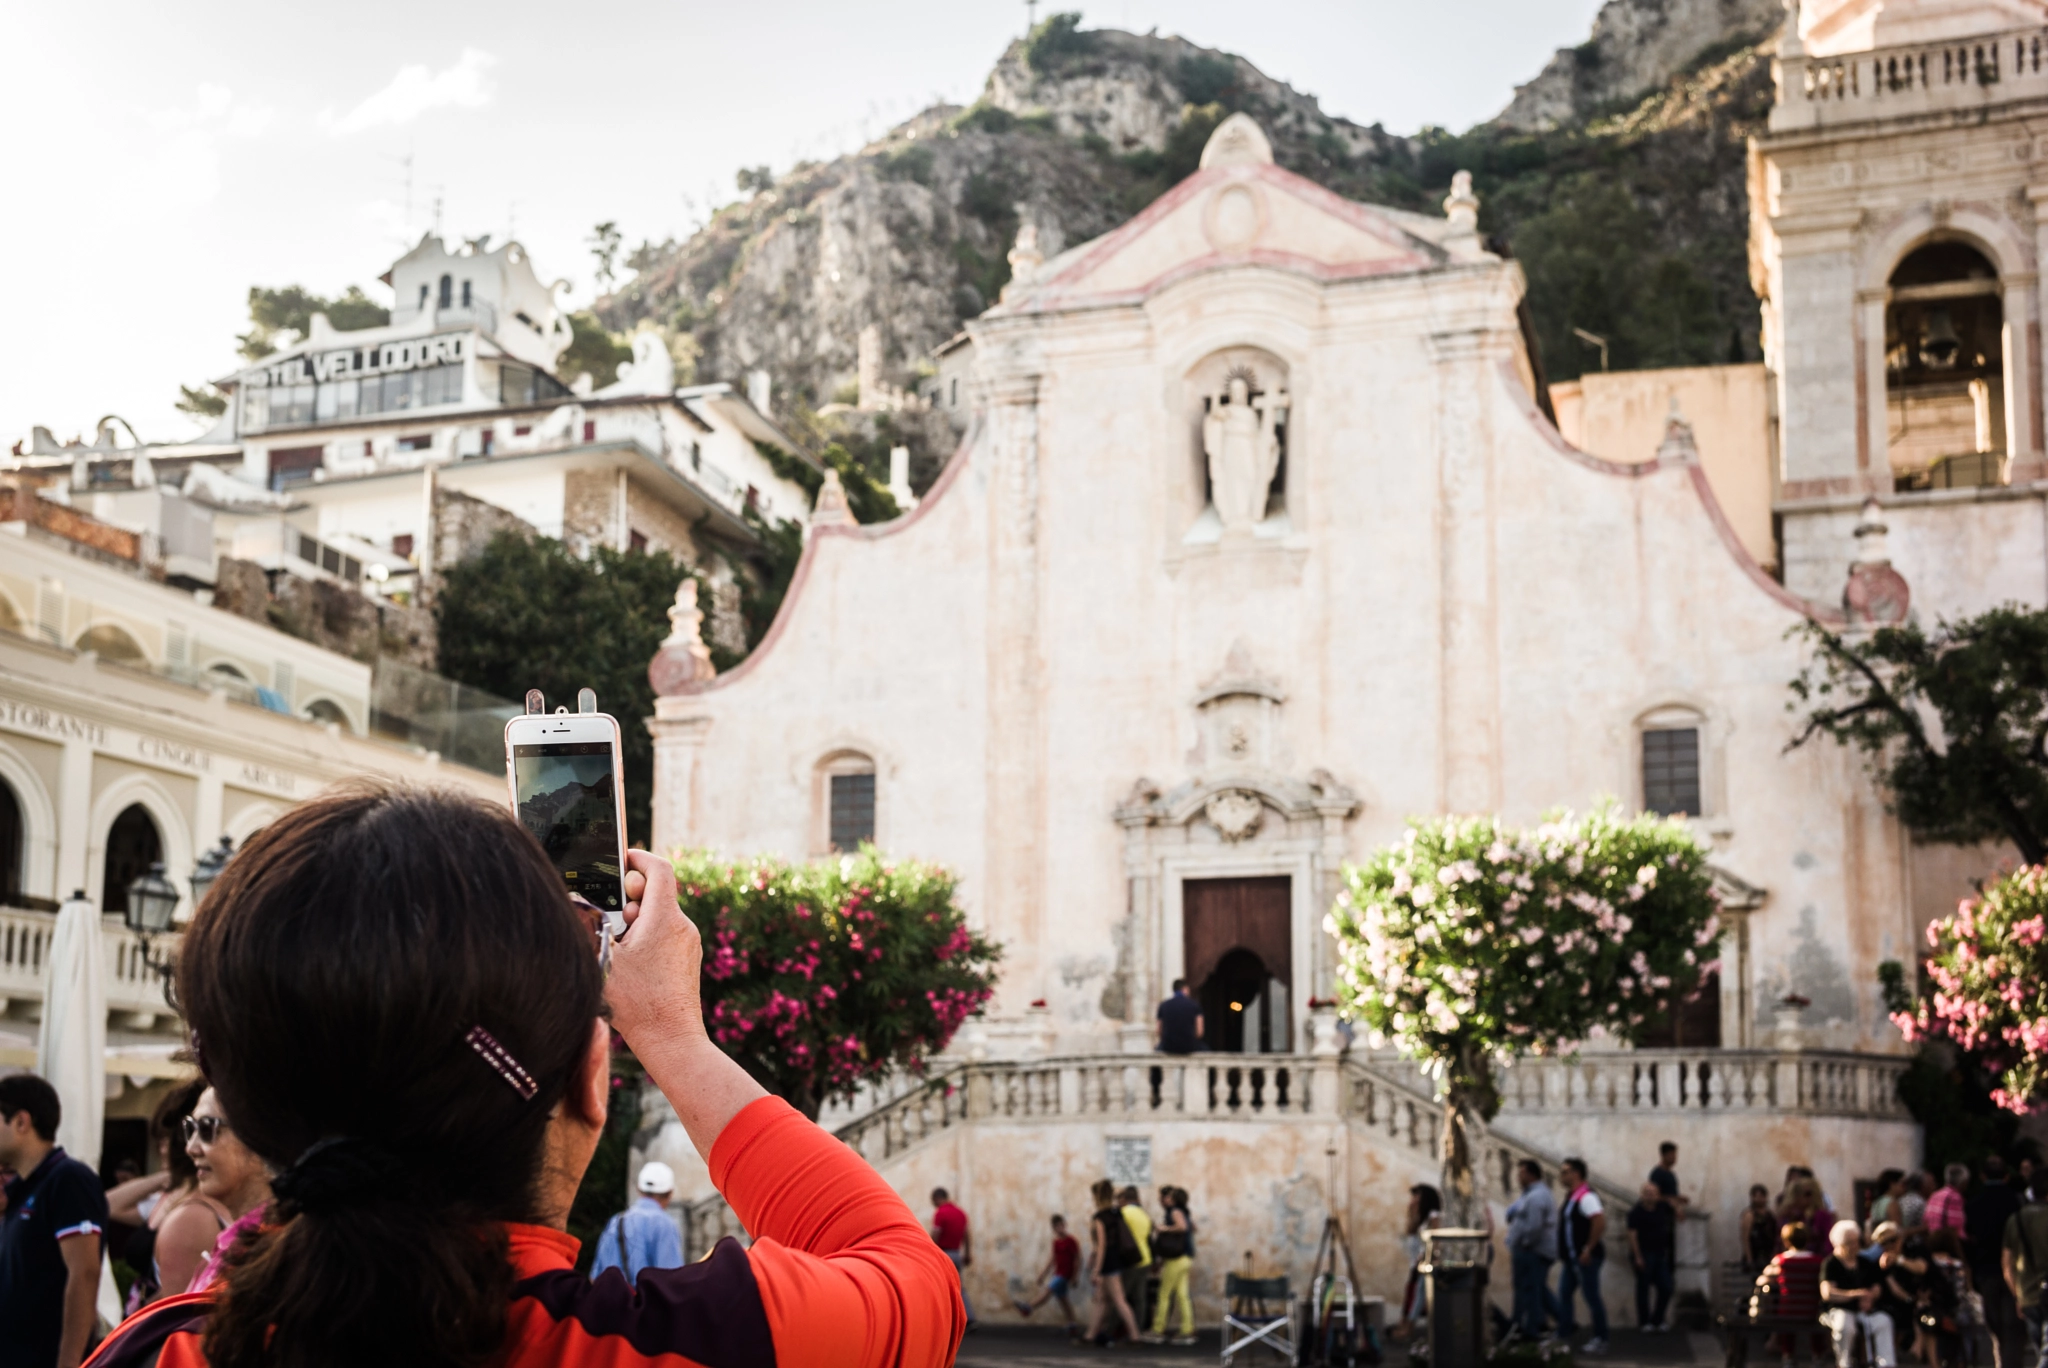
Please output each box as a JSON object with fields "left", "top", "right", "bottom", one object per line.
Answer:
{"left": 1654, "top": 397, "right": 1701, "bottom": 466}
{"left": 811, "top": 467, "right": 855, "bottom": 529}
{"left": 648, "top": 578, "right": 716, "bottom": 696}
{"left": 1443, "top": 170, "right": 1480, "bottom": 237}
{"left": 1198, "top": 111, "right": 1274, "bottom": 169}
{"left": 1007, "top": 223, "right": 1043, "bottom": 285}
{"left": 1844, "top": 496, "right": 1910, "bottom": 625}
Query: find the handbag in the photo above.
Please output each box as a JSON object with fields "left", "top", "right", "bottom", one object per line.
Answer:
{"left": 1154, "top": 1227, "right": 1189, "bottom": 1260}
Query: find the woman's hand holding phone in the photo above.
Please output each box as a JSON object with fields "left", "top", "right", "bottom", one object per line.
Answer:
{"left": 610, "top": 849, "right": 766, "bottom": 1159}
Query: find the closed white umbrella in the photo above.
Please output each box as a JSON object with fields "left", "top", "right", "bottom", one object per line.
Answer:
{"left": 38, "top": 887, "right": 123, "bottom": 1329}
{"left": 37, "top": 887, "right": 106, "bottom": 1166}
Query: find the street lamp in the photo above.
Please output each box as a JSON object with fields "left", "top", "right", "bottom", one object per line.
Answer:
{"left": 123, "top": 861, "right": 180, "bottom": 987}
{"left": 188, "top": 835, "right": 234, "bottom": 911}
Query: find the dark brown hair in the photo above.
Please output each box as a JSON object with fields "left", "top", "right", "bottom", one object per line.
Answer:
{"left": 150, "top": 1077, "right": 206, "bottom": 1189}
{"left": 181, "top": 784, "right": 603, "bottom": 1368}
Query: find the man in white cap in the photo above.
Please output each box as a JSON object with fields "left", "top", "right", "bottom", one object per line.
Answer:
{"left": 591, "top": 1160, "right": 685, "bottom": 1283}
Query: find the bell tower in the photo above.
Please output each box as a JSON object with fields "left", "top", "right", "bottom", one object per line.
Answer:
{"left": 1754, "top": 0, "right": 2048, "bottom": 601}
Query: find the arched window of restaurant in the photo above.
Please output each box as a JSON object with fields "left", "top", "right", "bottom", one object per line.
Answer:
{"left": 1887, "top": 241, "right": 2009, "bottom": 490}
{"left": 0, "top": 778, "right": 22, "bottom": 906}
{"left": 101, "top": 804, "right": 162, "bottom": 916}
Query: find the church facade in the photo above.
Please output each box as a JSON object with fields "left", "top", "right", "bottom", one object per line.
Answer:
{"left": 642, "top": 16, "right": 2048, "bottom": 1311}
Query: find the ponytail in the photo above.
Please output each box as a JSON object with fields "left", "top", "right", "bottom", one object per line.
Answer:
{"left": 180, "top": 785, "right": 603, "bottom": 1368}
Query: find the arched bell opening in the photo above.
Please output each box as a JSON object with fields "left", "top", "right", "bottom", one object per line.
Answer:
{"left": 1887, "top": 241, "right": 2008, "bottom": 490}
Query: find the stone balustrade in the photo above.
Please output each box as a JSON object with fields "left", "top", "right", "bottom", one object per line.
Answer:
{"left": 0, "top": 904, "right": 175, "bottom": 1020}
{"left": 683, "top": 1043, "right": 1911, "bottom": 1261}
{"left": 1771, "top": 27, "right": 2048, "bottom": 132}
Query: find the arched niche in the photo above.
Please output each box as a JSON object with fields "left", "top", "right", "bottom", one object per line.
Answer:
{"left": 1180, "top": 346, "right": 1292, "bottom": 544}
{"left": 75, "top": 622, "right": 148, "bottom": 666}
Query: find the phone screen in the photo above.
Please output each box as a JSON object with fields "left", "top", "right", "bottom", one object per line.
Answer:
{"left": 511, "top": 741, "right": 624, "bottom": 912}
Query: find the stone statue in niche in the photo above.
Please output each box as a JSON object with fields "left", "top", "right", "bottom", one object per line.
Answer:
{"left": 1202, "top": 367, "right": 1288, "bottom": 531}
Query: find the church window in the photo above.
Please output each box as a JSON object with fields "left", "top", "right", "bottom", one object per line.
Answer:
{"left": 817, "top": 753, "right": 878, "bottom": 853}
{"left": 1642, "top": 727, "right": 1701, "bottom": 817}
{"left": 1887, "top": 241, "right": 2008, "bottom": 490}
{"left": 830, "top": 773, "right": 875, "bottom": 851}
{"left": 101, "top": 803, "right": 162, "bottom": 916}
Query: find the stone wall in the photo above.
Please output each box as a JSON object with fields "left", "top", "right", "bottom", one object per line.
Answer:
{"left": 562, "top": 469, "right": 618, "bottom": 557}
{"left": 625, "top": 478, "right": 699, "bottom": 566}
{"left": 432, "top": 486, "right": 535, "bottom": 574}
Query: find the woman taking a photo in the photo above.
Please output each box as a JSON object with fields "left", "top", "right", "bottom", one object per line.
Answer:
{"left": 87, "top": 784, "right": 964, "bottom": 1368}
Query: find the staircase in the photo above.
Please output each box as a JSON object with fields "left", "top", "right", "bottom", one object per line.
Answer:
{"left": 685, "top": 1050, "right": 1643, "bottom": 1262}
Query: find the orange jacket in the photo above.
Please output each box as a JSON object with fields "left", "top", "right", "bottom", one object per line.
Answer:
{"left": 87, "top": 1097, "right": 965, "bottom": 1368}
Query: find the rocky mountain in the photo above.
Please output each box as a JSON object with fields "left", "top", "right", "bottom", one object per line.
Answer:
{"left": 1495, "top": 0, "right": 1786, "bottom": 131}
{"left": 598, "top": 3, "right": 1787, "bottom": 472}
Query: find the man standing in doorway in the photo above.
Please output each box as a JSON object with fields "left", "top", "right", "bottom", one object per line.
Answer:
{"left": 590, "top": 1161, "right": 685, "bottom": 1284}
{"left": 0, "top": 1074, "right": 107, "bottom": 1368}
{"left": 1154, "top": 980, "right": 1203, "bottom": 1054}
{"left": 1557, "top": 1157, "right": 1610, "bottom": 1355}
{"left": 932, "top": 1187, "right": 976, "bottom": 1330}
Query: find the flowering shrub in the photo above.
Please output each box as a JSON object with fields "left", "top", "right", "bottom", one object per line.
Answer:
{"left": 1327, "top": 806, "right": 1720, "bottom": 1213}
{"left": 1893, "top": 865, "right": 2048, "bottom": 1113}
{"left": 671, "top": 846, "right": 1000, "bottom": 1117}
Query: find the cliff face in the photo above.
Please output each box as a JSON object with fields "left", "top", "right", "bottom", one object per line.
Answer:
{"left": 1494, "top": 0, "right": 1785, "bottom": 130}
{"left": 596, "top": 28, "right": 1412, "bottom": 434}
{"left": 599, "top": 6, "right": 1784, "bottom": 451}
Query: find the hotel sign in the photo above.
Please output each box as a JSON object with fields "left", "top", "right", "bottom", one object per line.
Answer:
{"left": 249, "top": 332, "right": 467, "bottom": 389}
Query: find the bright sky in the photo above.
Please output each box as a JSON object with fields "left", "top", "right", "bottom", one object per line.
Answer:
{"left": 0, "top": 0, "right": 1607, "bottom": 446}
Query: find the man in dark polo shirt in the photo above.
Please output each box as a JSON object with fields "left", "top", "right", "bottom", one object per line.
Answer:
{"left": 0, "top": 1074, "right": 107, "bottom": 1368}
{"left": 1154, "top": 980, "right": 1203, "bottom": 1055}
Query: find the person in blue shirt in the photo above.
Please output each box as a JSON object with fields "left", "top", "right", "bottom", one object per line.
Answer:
{"left": 591, "top": 1161, "right": 685, "bottom": 1283}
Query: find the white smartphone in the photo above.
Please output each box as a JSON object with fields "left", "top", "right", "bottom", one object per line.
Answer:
{"left": 504, "top": 708, "right": 630, "bottom": 936}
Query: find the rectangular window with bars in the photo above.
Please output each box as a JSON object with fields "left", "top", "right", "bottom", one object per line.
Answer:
{"left": 1642, "top": 727, "right": 1702, "bottom": 817}
{"left": 828, "top": 772, "right": 875, "bottom": 851}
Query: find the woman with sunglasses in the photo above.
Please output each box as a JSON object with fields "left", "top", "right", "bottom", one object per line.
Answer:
{"left": 84, "top": 784, "right": 963, "bottom": 1368}
{"left": 180, "top": 1090, "right": 271, "bottom": 1294}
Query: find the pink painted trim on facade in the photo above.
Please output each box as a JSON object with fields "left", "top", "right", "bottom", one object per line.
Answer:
{"left": 1011, "top": 162, "right": 1440, "bottom": 313}
{"left": 677, "top": 418, "right": 984, "bottom": 694}
{"left": 1497, "top": 359, "right": 1841, "bottom": 624}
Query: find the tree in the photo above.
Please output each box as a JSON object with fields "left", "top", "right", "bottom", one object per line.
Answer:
{"left": 238, "top": 284, "right": 389, "bottom": 360}
{"left": 1326, "top": 807, "right": 1720, "bottom": 1223}
{"left": 1787, "top": 609, "right": 2048, "bottom": 865}
{"left": 670, "top": 846, "right": 1000, "bottom": 1118}
{"left": 434, "top": 532, "right": 688, "bottom": 842}
{"left": 1893, "top": 864, "right": 2048, "bottom": 1112}
{"left": 588, "top": 221, "right": 623, "bottom": 296}
{"left": 175, "top": 385, "right": 227, "bottom": 419}
{"left": 735, "top": 166, "right": 775, "bottom": 195}
{"left": 555, "top": 311, "right": 634, "bottom": 390}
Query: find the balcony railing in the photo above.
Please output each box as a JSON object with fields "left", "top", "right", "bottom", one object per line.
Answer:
{"left": 1773, "top": 27, "right": 2048, "bottom": 131}
{"left": 0, "top": 904, "right": 175, "bottom": 1018}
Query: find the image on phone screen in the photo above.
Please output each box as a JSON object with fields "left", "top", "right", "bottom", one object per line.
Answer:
{"left": 512, "top": 741, "right": 623, "bottom": 912}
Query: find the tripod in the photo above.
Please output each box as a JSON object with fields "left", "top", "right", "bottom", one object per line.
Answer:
{"left": 1302, "top": 1149, "right": 1378, "bottom": 1367}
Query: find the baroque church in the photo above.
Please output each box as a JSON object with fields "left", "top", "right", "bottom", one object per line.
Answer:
{"left": 643, "top": 0, "right": 2048, "bottom": 1321}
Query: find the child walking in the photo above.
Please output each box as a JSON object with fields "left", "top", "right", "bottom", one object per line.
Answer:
{"left": 1015, "top": 1214, "right": 1082, "bottom": 1327}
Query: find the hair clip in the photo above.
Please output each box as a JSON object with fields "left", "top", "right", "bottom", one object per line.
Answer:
{"left": 466, "top": 1025, "right": 538, "bottom": 1101}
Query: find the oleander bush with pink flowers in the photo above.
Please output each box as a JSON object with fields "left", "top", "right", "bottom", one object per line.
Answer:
{"left": 669, "top": 846, "right": 1000, "bottom": 1118}
{"left": 1892, "top": 865, "right": 2048, "bottom": 1114}
{"left": 1327, "top": 806, "right": 1721, "bottom": 1216}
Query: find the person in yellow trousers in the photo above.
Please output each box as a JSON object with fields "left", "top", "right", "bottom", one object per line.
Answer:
{"left": 1145, "top": 1185, "right": 1199, "bottom": 1346}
